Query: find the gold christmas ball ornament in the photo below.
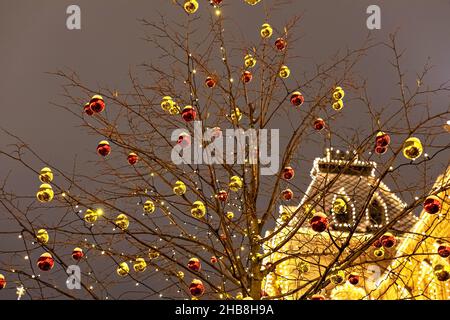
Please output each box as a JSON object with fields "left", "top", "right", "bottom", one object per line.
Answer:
{"left": 330, "top": 270, "right": 346, "bottom": 285}
{"left": 332, "top": 198, "right": 347, "bottom": 214}
{"left": 297, "top": 261, "right": 310, "bottom": 273}
{"left": 374, "top": 247, "right": 385, "bottom": 258}
{"left": 36, "top": 229, "right": 49, "bottom": 244}
{"left": 279, "top": 65, "right": 291, "bottom": 79}
{"left": 226, "top": 211, "right": 234, "bottom": 220}
{"left": 244, "top": 0, "right": 261, "bottom": 5}
{"left": 148, "top": 248, "right": 160, "bottom": 259}
{"left": 39, "top": 167, "right": 53, "bottom": 183}
{"left": 117, "top": 262, "right": 130, "bottom": 277}
{"left": 115, "top": 214, "right": 129, "bottom": 231}
{"left": 244, "top": 54, "right": 257, "bottom": 68}
{"left": 260, "top": 23, "right": 273, "bottom": 38}
{"left": 133, "top": 258, "right": 147, "bottom": 272}
{"left": 230, "top": 107, "right": 242, "bottom": 123}
{"left": 177, "top": 271, "right": 185, "bottom": 279}
{"left": 280, "top": 210, "right": 291, "bottom": 222}
{"left": 191, "top": 200, "right": 207, "bottom": 219}
{"left": 173, "top": 180, "right": 187, "bottom": 196}
{"left": 236, "top": 292, "right": 244, "bottom": 300}
{"left": 434, "top": 264, "right": 450, "bottom": 282}
{"left": 161, "top": 96, "right": 173, "bottom": 112}
{"left": 184, "top": 0, "right": 199, "bottom": 14}
{"left": 402, "top": 137, "right": 423, "bottom": 160}
{"left": 84, "top": 209, "right": 99, "bottom": 223}
{"left": 332, "top": 86, "right": 345, "bottom": 100}
{"left": 143, "top": 200, "right": 156, "bottom": 214}
{"left": 332, "top": 99, "right": 344, "bottom": 111}
{"left": 229, "top": 175, "right": 243, "bottom": 192}
{"left": 36, "top": 183, "right": 54, "bottom": 203}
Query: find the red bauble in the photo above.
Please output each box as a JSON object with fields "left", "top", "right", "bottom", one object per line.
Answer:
{"left": 380, "top": 233, "right": 396, "bottom": 248}
{"left": 216, "top": 190, "right": 228, "bottom": 202}
{"left": 72, "top": 247, "right": 84, "bottom": 261}
{"left": 375, "top": 145, "right": 387, "bottom": 155}
{"left": 310, "top": 212, "right": 329, "bottom": 233}
{"left": 210, "top": 256, "right": 218, "bottom": 264}
{"left": 373, "top": 239, "right": 383, "bottom": 248}
{"left": 281, "top": 189, "right": 294, "bottom": 201}
{"left": 84, "top": 103, "right": 94, "bottom": 116}
{"left": 89, "top": 95, "right": 105, "bottom": 113}
{"left": 438, "top": 245, "right": 450, "bottom": 258}
{"left": 211, "top": 0, "right": 223, "bottom": 4}
{"left": 275, "top": 38, "right": 287, "bottom": 51}
{"left": 97, "top": 140, "right": 111, "bottom": 157}
{"left": 189, "top": 279, "right": 205, "bottom": 297}
{"left": 37, "top": 253, "right": 54, "bottom": 271}
{"left": 348, "top": 274, "right": 359, "bottom": 285}
{"left": 188, "top": 257, "right": 201, "bottom": 272}
{"left": 127, "top": 152, "right": 139, "bottom": 165}
{"left": 282, "top": 166, "right": 295, "bottom": 180}
{"left": 182, "top": 106, "right": 197, "bottom": 122}
{"left": 290, "top": 91, "right": 304, "bottom": 107}
{"left": 376, "top": 132, "right": 391, "bottom": 147}
{"left": 311, "top": 294, "right": 325, "bottom": 300}
{"left": 423, "top": 196, "right": 442, "bottom": 214}
{"left": 242, "top": 71, "right": 253, "bottom": 83}
{"left": 313, "top": 118, "right": 325, "bottom": 131}
{"left": 205, "top": 76, "right": 217, "bottom": 88}
{"left": 0, "top": 275, "right": 5, "bottom": 290}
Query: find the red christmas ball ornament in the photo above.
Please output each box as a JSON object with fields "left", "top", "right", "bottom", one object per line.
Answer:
{"left": 313, "top": 118, "right": 325, "bottom": 131}
{"left": 275, "top": 38, "right": 287, "bottom": 51}
{"left": 182, "top": 105, "right": 197, "bottom": 122}
{"left": 188, "top": 257, "right": 201, "bottom": 272}
{"left": 84, "top": 103, "right": 94, "bottom": 116}
{"left": 380, "top": 232, "right": 396, "bottom": 248}
{"left": 189, "top": 279, "right": 205, "bottom": 297}
{"left": 205, "top": 76, "right": 217, "bottom": 88}
{"left": 210, "top": 0, "right": 222, "bottom": 5}
{"left": 311, "top": 294, "right": 326, "bottom": 300}
{"left": 374, "top": 145, "right": 387, "bottom": 155}
{"left": 97, "top": 140, "right": 111, "bottom": 157}
{"left": 280, "top": 188, "right": 294, "bottom": 201}
{"left": 281, "top": 166, "right": 295, "bottom": 180}
{"left": 127, "top": 152, "right": 139, "bottom": 165}
{"left": 89, "top": 95, "right": 105, "bottom": 113}
{"left": 438, "top": 245, "right": 450, "bottom": 258}
{"left": 216, "top": 190, "right": 228, "bottom": 202}
{"left": 0, "top": 274, "right": 6, "bottom": 290}
{"left": 310, "top": 212, "right": 329, "bottom": 233}
{"left": 290, "top": 91, "right": 304, "bottom": 107}
{"left": 37, "top": 252, "right": 54, "bottom": 271}
{"left": 242, "top": 71, "right": 253, "bottom": 83}
{"left": 72, "top": 247, "right": 84, "bottom": 261}
{"left": 210, "top": 256, "right": 218, "bottom": 264}
{"left": 376, "top": 131, "right": 391, "bottom": 147}
{"left": 373, "top": 239, "right": 382, "bottom": 248}
{"left": 348, "top": 274, "right": 360, "bottom": 285}
{"left": 423, "top": 195, "right": 442, "bottom": 214}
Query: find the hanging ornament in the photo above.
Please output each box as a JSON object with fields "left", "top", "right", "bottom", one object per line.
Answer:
{"left": 281, "top": 166, "right": 295, "bottom": 180}
{"left": 84, "top": 209, "right": 98, "bottom": 223}
{"left": 275, "top": 38, "right": 287, "bottom": 51}
{"left": 84, "top": 102, "right": 94, "bottom": 116}
{"left": 148, "top": 248, "right": 160, "bottom": 260}
{"left": 332, "top": 198, "right": 347, "bottom": 214}
{"left": 279, "top": 65, "right": 290, "bottom": 79}
{"left": 438, "top": 245, "right": 450, "bottom": 258}
{"left": 173, "top": 181, "right": 187, "bottom": 196}
{"left": 373, "top": 247, "right": 385, "bottom": 258}
{"left": 280, "top": 189, "right": 293, "bottom": 201}
{"left": 182, "top": 105, "right": 197, "bottom": 122}
{"left": 184, "top": 0, "right": 199, "bottom": 14}
{"left": 423, "top": 195, "right": 442, "bottom": 214}
{"left": 127, "top": 152, "right": 139, "bottom": 165}
{"left": 310, "top": 212, "right": 329, "bottom": 233}
{"left": 348, "top": 274, "right": 360, "bottom": 285}
{"left": 375, "top": 131, "right": 391, "bottom": 147}
{"left": 297, "top": 261, "right": 310, "bottom": 273}
{"left": 37, "top": 253, "right": 54, "bottom": 271}
{"left": 434, "top": 264, "right": 450, "bottom": 282}
{"left": 210, "top": 0, "right": 222, "bottom": 5}
{"left": 313, "top": 118, "right": 325, "bottom": 131}
{"left": 242, "top": 71, "right": 253, "bottom": 83}
{"left": 36, "top": 229, "right": 49, "bottom": 244}
{"left": 226, "top": 211, "right": 234, "bottom": 220}
{"left": 161, "top": 96, "right": 174, "bottom": 112}
{"left": 244, "top": 54, "right": 257, "bottom": 68}
{"left": 36, "top": 183, "right": 54, "bottom": 203}
{"left": 280, "top": 210, "right": 291, "bottom": 222}
{"left": 72, "top": 247, "right": 84, "bottom": 261}
{"left": 187, "top": 257, "right": 201, "bottom": 272}
{"left": 402, "top": 137, "right": 423, "bottom": 160}
{"left": 189, "top": 279, "right": 205, "bottom": 297}
{"left": 332, "top": 87, "right": 345, "bottom": 100}
{"left": 380, "top": 232, "right": 396, "bottom": 248}
{"left": 229, "top": 176, "right": 243, "bottom": 191}
{"left": 311, "top": 294, "right": 326, "bottom": 300}
{"left": 117, "top": 262, "right": 130, "bottom": 277}
{"left": 191, "top": 200, "right": 207, "bottom": 218}
{"left": 89, "top": 95, "right": 105, "bottom": 113}
{"left": 0, "top": 274, "right": 5, "bottom": 290}
{"left": 205, "top": 76, "right": 217, "bottom": 88}
{"left": 177, "top": 132, "right": 191, "bottom": 148}
{"left": 330, "top": 270, "right": 345, "bottom": 285}
{"left": 332, "top": 100, "right": 344, "bottom": 111}
{"left": 133, "top": 258, "right": 147, "bottom": 272}
{"left": 375, "top": 145, "right": 387, "bottom": 155}
{"left": 39, "top": 167, "right": 53, "bottom": 183}
{"left": 143, "top": 200, "right": 156, "bottom": 214}
{"left": 260, "top": 23, "right": 273, "bottom": 38}
{"left": 210, "top": 256, "right": 218, "bottom": 264}
{"left": 245, "top": 0, "right": 261, "bottom": 5}
{"left": 216, "top": 190, "right": 228, "bottom": 202}
{"left": 373, "top": 239, "right": 382, "bottom": 248}
{"left": 177, "top": 271, "right": 185, "bottom": 279}
{"left": 169, "top": 102, "right": 181, "bottom": 115}
{"left": 290, "top": 91, "right": 304, "bottom": 107}
{"left": 115, "top": 214, "right": 130, "bottom": 231}
{"left": 97, "top": 140, "right": 111, "bottom": 157}
{"left": 230, "top": 107, "right": 242, "bottom": 123}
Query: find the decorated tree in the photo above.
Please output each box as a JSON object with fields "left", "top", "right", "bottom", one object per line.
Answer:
{"left": 0, "top": 0, "right": 449, "bottom": 300}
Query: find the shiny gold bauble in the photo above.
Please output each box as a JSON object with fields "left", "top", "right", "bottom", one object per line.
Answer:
{"left": 36, "top": 229, "right": 49, "bottom": 244}
{"left": 39, "top": 167, "right": 53, "bottom": 183}
{"left": 332, "top": 99, "right": 344, "bottom": 111}
{"left": 115, "top": 213, "right": 129, "bottom": 231}
{"left": 230, "top": 107, "right": 242, "bottom": 123}
{"left": 143, "top": 200, "right": 156, "bottom": 214}
{"left": 330, "top": 270, "right": 345, "bottom": 285}
{"left": 332, "top": 86, "right": 345, "bottom": 100}
{"left": 173, "top": 180, "right": 187, "bottom": 196}
{"left": 191, "top": 200, "right": 206, "bottom": 219}
{"left": 244, "top": 0, "right": 261, "bottom": 5}
{"left": 279, "top": 65, "right": 291, "bottom": 79}
{"left": 84, "top": 209, "right": 98, "bottom": 223}
{"left": 161, "top": 96, "right": 173, "bottom": 112}
{"left": 148, "top": 248, "right": 160, "bottom": 259}
{"left": 117, "top": 262, "right": 130, "bottom": 277}
{"left": 36, "top": 183, "right": 54, "bottom": 203}
{"left": 226, "top": 211, "right": 234, "bottom": 220}
{"left": 133, "top": 258, "right": 147, "bottom": 272}
{"left": 402, "top": 137, "right": 423, "bottom": 160}
{"left": 244, "top": 54, "right": 257, "bottom": 68}
{"left": 260, "top": 23, "right": 273, "bottom": 38}
{"left": 229, "top": 176, "right": 243, "bottom": 192}
{"left": 184, "top": 0, "right": 199, "bottom": 14}
{"left": 332, "top": 198, "right": 347, "bottom": 214}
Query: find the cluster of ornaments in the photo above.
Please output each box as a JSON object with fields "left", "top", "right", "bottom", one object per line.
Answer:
{"left": 84, "top": 95, "right": 105, "bottom": 116}
{"left": 331, "top": 86, "right": 345, "bottom": 111}
{"left": 372, "top": 232, "right": 397, "bottom": 258}
{"left": 36, "top": 167, "right": 54, "bottom": 203}
{"left": 375, "top": 131, "right": 391, "bottom": 155}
